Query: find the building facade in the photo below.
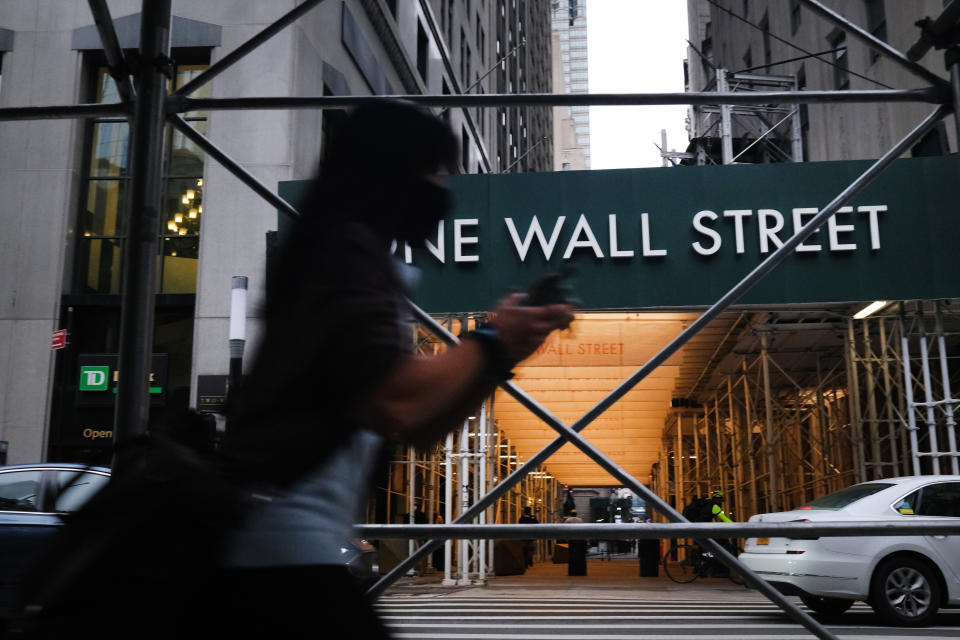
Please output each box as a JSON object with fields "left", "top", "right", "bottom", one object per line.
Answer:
{"left": 550, "top": 0, "right": 590, "bottom": 170}
{"left": 685, "top": 0, "right": 956, "bottom": 163}
{"left": 0, "top": 0, "right": 553, "bottom": 466}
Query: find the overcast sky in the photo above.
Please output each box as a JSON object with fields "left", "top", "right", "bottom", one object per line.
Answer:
{"left": 587, "top": 1, "right": 690, "bottom": 169}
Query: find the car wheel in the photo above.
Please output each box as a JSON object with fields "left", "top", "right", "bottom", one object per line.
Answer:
{"left": 869, "top": 557, "right": 941, "bottom": 626}
{"left": 800, "top": 594, "right": 854, "bottom": 616}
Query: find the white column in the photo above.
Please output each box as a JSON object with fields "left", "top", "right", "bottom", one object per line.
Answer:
{"left": 442, "top": 431, "right": 455, "bottom": 586}
{"left": 457, "top": 420, "right": 471, "bottom": 585}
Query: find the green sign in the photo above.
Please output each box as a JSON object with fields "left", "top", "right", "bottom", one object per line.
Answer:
{"left": 76, "top": 354, "right": 167, "bottom": 407}
{"left": 79, "top": 366, "right": 109, "bottom": 391}
{"left": 278, "top": 156, "right": 960, "bottom": 312}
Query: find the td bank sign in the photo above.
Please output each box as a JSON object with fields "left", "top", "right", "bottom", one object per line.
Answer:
{"left": 76, "top": 354, "right": 167, "bottom": 407}
{"left": 278, "top": 156, "right": 960, "bottom": 312}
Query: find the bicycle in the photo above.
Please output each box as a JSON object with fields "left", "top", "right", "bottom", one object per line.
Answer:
{"left": 662, "top": 540, "right": 744, "bottom": 585}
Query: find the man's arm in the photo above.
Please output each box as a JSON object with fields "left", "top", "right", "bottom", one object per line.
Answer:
{"left": 712, "top": 503, "right": 733, "bottom": 523}
{"left": 358, "top": 295, "right": 572, "bottom": 447}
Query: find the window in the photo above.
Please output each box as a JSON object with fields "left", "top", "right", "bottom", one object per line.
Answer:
{"left": 911, "top": 122, "right": 949, "bottom": 157}
{"left": 476, "top": 13, "right": 485, "bottom": 59}
{"left": 54, "top": 470, "right": 110, "bottom": 512}
{"left": 576, "top": 135, "right": 590, "bottom": 145}
{"left": 866, "top": 0, "right": 886, "bottom": 62}
{"left": 0, "top": 470, "right": 42, "bottom": 512}
{"left": 447, "top": 1, "right": 454, "bottom": 47}
{"left": 761, "top": 13, "right": 772, "bottom": 71}
{"left": 790, "top": 0, "right": 802, "bottom": 34}
{"left": 460, "top": 27, "right": 470, "bottom": 82}
{"left": 417, "top": 21, "right": 429, "bottom": 83}
{"left": 866, "top": 0, "right": 887, "bottom": 42}
{"left": 802, "top": 483, "right": 894, "bottom": 510}
{"left": 797, "top": 65, "right": 808, "bottom": 158}
{"left": 916, "top": 482, "right": 960, "bottom": 517}
{"left": 385, "top": 0, "right": 397, "bottom": 17}
{"left": 461, "top": 127, "right": 469, "bottom": 172}
{"left": 77, "top": 56, "right": 209, "bottom": 295}
{"left": 829, "top": 31, "right": 849, "bottom": 89}
{"left": 561, "top": 162, "right": 571, "bottom": 170}
{"left": 893, "top": 490, "right": 919, "bottom": 515}
{"left": 742, "top": 0, "right": 749, "bottom": 18}
{"left": 742, "top": 47, "right": 752, "bottom": 71}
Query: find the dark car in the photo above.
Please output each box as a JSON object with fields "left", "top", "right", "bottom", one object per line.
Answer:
{"left": 0, "top": 463, "right": 380, "bottom": 626}
{"left": 0, "top": 463, "right": 111, "bottom": 624}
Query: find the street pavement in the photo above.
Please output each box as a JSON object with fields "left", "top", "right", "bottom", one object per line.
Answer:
{"left": 377, "top": 557, "right": 960, "bottom": 639}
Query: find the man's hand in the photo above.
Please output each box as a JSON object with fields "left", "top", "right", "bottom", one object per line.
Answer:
{"left": 491, "top": 293, "right": 575, "bottom": 363}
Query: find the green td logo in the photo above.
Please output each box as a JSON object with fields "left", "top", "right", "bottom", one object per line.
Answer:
{"left": 79, "top": 366, "right": 110, "bottom": 391}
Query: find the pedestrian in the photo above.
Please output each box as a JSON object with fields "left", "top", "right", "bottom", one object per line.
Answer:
{"left": 431, "top": 512, "right": 445, "bottom": 571}
{"left": 563, "top": 509, "right": 587, "bottom": 576}
{"left": 212, "top": 100, "right": 574, "bottom": 638}
{"left": 518, "top": 506, "right": 539, "bottom": 567}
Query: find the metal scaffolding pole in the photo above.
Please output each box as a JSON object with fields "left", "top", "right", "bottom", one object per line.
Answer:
{"left": 717, "top": 69, "right": 734, "bottom": 164}
{"left": 407, "top": 445, "right": 416, "bottom": 561}
{"left": 172, "top": 0, "right": 328, "bottom": 98}
{"left": 935, "top": 302, "right": 960, "bottom": 473}
{"left": 87, "top": 0, "right": 135, "bottom": 104}
{"left": 164, "top": 88, "right": 942, "bottom": 115}
{"left": 442, "top": 431, "right": 454, "bottom": 585}
{"left": 760, "top": 334, "right": 778, "bottom": 513}
{"left": 878, "top": 319, "right": 902, "bottom": 475}
{"left": 799, "top": 0, "right": 949, "bottom": 89}
{"left": 862, "top": 322, "right": 883, "bottom": 479}
{"left": 899, "top": 307, "right": 923, "bottom": 475}
{"left": 845, "top": 319, "right": 867, "bottom": 482}
{"left": 111, "top": 0, "right": 171, "bottom": 470}
{"left": 743, "top": 359, "right": 758, "bottom": 517}
{"left": 917, "top": 311, "right": 942, "bottom": 474}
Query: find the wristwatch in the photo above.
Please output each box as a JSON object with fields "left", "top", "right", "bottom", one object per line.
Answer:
{"left": 465, "top": 325, "right": 516, "bottom": 381}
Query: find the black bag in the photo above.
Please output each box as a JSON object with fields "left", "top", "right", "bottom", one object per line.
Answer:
{"left": 682, "top": 497, "right": 714, "bottom": 523}
{"left": 16, "top": 426, "right": 243, "bottom": 636}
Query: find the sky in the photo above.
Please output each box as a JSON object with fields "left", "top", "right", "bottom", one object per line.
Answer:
{"left": 587, "top": 1, "right": 690, "bottom": 169}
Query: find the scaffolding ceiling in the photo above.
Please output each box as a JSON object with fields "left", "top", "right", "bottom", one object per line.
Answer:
{"left": 494, "top": 311, "right": 744, "bottom": 485}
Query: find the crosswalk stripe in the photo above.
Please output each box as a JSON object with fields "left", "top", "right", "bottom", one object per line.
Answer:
{"left": 378, "top": 607, "right": 842, "bottom": 613}
{"left": 390, "top": 635, "right": 940, "bottom": 640}
{"left": 379, "top": 596, "right": 947, "bottom": 639}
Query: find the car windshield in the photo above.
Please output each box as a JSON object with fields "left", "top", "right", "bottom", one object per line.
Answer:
{"left": 800, "top": 483, "right": 894, "bottom": 510}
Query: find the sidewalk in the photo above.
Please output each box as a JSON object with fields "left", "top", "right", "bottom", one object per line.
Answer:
{"left": 384, "top": 554, "right": 767, "bottom": 601}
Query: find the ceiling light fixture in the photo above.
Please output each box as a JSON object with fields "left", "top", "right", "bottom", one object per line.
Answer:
{"left": 853, "top": 300, "right": 889, "bottom": 319}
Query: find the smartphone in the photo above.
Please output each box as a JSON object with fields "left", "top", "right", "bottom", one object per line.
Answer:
{"left": 524, "top": 269, "right": 577, "bottom": 306}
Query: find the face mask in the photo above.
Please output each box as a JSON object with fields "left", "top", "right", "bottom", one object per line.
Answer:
{"left": 394, "top": 179, "right": 452, "bottom": 245}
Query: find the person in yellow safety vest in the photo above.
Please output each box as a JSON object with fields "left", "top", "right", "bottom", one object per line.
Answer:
{"left": 710, "top": 490, "right": 733, "bottom": 523}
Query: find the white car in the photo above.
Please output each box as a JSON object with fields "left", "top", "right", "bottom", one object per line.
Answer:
{"left": 738, "top": 475, "right": 960, "bottom": 626}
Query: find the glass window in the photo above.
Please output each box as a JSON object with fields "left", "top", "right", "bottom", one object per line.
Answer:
{"left": 790, "top": 0, "right": 802, "bottom": 34}
{"left": 917, "top": 482, "right": 960, "bottom": 517}
{"left": 829, "top": 31, "right": 849, "bottom": 89}
{"left": 801, "top": 482, "right": 893, "bottom": 510}
{"left": 77, "top": 55, "right": 209, "bottom": 295}
{"left": 893, "top": 490, "right": 919, "bottom": 515}
{"left": 54, "top": 470, "right": 110, "bottom": 512}
{"left": 0, "top": 470, "right": 43, "bottom": 512}
{"left": 866, "top": 0, "right": 887, "bottom": 42}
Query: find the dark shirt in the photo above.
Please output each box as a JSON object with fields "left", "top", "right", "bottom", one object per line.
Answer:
{"left": 226, "top": 219, "right": 409, "bottom": 486}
